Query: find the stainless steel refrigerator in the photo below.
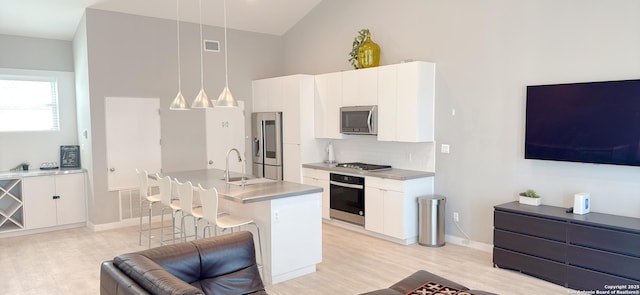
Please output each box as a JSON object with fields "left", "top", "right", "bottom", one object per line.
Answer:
{"left": 251, "top": 112, "right": 283, "bottom": 180}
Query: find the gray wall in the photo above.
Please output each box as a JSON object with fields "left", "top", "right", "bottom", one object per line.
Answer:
{"left": 282, "top": 0, "right": 640, "bottom": 244}
{"left": 82, "top": 9, "right": 284, "bottom": 224}
{"left": 0, "top": 35, "right": 78, "bottom": 172}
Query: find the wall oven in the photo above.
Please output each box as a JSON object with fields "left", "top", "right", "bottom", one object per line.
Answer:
{"left": 329, "top": 173, "right": 365, "bottom": 226}
{"left": 340, "top": 105, "right": 378, "bottom": 135}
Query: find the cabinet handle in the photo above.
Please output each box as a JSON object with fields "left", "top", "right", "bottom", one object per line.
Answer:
{"left": 53, "top": 195, "right": 60, "bottom": 200}
{"left": 209, "top": 160, "right": 214, "bottom": 165}
{"left": 109, "top": 168, "right": 115, "bottom": 172}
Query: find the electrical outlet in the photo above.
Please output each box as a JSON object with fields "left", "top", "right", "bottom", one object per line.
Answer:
{"left": 453, "top": 212, "right": 459, "bottom": 222}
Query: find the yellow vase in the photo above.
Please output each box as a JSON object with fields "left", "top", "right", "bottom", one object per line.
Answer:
{"left": 357, "top": 33, "right": 380, "bottom": 68}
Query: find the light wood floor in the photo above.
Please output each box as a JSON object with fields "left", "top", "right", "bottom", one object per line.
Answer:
{"left": 0, "top": 223, "right": 570, "bottom": 294}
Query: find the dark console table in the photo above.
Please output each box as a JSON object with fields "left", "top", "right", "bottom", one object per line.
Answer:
{"left": 494, "top": 201, "right": 640, "bottom": 291}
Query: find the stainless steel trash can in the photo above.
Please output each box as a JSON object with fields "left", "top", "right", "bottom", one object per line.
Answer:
{"left": 418, "top": 195, "right": 446, "bottom": 247}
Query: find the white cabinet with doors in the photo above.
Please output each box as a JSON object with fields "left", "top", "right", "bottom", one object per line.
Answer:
{"left": 377, "top": 61, "right": 435, "bottom": 142}
{"left": 341, "top": 67, "right": 378, "bottom": 106}
{"left": 206, "top": 101, "right": 245, "bottom": 173}
{"left": 302, "top": 168, "right": 330, "bottom": 219}
{"left": 252, "top": 75, "right": 323, "bottom": 183}
{"left": 364, "top": 175, "right": 433, "bottom": 244}
{"left": 23, "top": 172, "right": 86, "bottom": 229}
{"left": 314, "top": 72, "right": 343, "bottom": 139}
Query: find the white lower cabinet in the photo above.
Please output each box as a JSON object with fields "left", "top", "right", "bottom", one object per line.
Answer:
{"left": 302, "top": 168, "right": 330, "bottom": 219}
{"left": 365, "top": 176, "right": 433, "bottom": 243}
{"left": 23, "top": 173, "right": 86, "bottom": 229}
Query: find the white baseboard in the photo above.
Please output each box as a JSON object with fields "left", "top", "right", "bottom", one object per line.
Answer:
{"left": 88, "top": 215, "right": 164, "bottom": 232}
{"left": 445, "top": 234, "right": 493, "bottom": 253}
{"left": 0, "top": 222, "right": 85, "bottom": 239}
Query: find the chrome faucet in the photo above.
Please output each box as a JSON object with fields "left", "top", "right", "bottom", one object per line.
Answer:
{"left": 225, "top": 148, "right": 242, "bottom": 182}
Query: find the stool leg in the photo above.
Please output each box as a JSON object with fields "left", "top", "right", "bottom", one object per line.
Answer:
{"left": 138, "top": 198, "right": 144, "bottom": 246}
{"left": 147, "top": 202, "right": 152, "bottom": 248}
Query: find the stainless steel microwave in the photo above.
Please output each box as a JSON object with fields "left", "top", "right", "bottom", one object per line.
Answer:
{"left": 340, "top": 105, "right": 378, "bottom": 135}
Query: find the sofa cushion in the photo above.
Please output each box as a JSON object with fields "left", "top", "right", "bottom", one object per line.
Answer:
{"left": 114, "top": 253, "right": 203, "bottom": 295}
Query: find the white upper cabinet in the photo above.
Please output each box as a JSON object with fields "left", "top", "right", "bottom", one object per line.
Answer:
{"left": 252, "top": 77, "right": 284, "bottom": 113}
{"left": 314, "top": 72, "right": 343, "bottom": 139}
{"left": 341, "top": 67, "right": 378, "bottom": 106}
{"left": 377, "top": 61, "right": 435, "bottom": 142}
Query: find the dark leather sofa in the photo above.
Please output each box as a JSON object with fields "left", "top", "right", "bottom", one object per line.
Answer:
{"left": 100, "top": 231, "right": 267, "bottom": 295}
{"left": 360, "top": 270, "right": 497, "bottom": 295}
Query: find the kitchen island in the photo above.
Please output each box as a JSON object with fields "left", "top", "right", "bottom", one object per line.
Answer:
{"left": 160, "top": 168, "right": 323, "bottom": 285}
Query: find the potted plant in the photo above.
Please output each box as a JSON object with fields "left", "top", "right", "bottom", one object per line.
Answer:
{"left": 519, "top": 189, "right": 541, "bottom": 206}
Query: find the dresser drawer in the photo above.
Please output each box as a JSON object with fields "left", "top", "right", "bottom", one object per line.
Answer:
{"left": 568, "top": 223, "right": 640, "bottom": 257}
{"left": 494, "top": 229, "right": 566, "bottom": 262}
{"left": 567, "top": 245, "right": 640, "bottom": 281}
{"left": 494, "top": 210, "right": 567, "bottom": 242}
{"left": 493, "top": 247, "right": 566, "bottom": 286}
{"left": 567, "top": 265, "right": 640, "bottom": 292}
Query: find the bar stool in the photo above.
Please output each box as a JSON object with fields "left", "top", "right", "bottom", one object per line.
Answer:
{"left": 157, "top": 175, "right": 181, "bottom": 245}
{"left": 196, "top": 184, "right": 263, "bottom": 269}
{"left": 174, "top": 180, "right": 200, "bottom": 241}
{"left": 136, "top": 169, "right": 161, "bottom": 248}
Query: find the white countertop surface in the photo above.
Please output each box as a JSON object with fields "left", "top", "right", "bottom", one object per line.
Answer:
{"left": 0, "top": 168, "right": 85, "bottom": 180}
{"left": 302, "top": 163, "right": 435, "bottom": 180}
{"left": 159, "top": 168, "right": 322, "bottom": 204}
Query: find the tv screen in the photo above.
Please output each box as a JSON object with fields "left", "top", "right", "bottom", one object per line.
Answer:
{"left": 525, "top": 79, "right": 640, "bottom": 166}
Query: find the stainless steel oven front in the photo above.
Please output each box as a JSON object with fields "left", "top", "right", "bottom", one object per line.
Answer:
{"left": 329, "top": 173, "right": 365, "bottom": 226}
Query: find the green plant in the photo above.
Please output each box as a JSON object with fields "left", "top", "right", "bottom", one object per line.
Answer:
{"left": 519, "top": 189, "right": 540, "bottom": 198}
{"left": 348, "top": 29, "right": 370, "bottom": 69}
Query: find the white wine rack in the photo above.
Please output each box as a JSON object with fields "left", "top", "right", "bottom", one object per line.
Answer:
{"left": 0, "top": 178, "right": 24, "bottom": 231}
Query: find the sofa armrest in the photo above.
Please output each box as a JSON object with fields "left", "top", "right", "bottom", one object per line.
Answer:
{"left": 100, "top": 261, "right": 150, "bottom": 295}
{"left": 114, "top": 253, "right": 204, "bottom": 295}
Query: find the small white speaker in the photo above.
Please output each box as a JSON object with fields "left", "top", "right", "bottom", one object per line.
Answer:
{"left": 573, "top": 193, "right": 591, "bottom": 214}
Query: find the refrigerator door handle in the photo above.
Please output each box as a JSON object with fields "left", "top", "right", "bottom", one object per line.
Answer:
{"left": 253, "top": 137, "right": 260, "bottom": 157}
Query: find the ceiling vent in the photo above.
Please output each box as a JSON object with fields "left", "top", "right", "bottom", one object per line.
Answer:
{"left": 204, "top": 40, "right": 220, "bottom": 52}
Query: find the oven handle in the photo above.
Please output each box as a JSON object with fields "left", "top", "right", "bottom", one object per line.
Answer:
{"left": 330, "top": 181, "right": 364, "bottom": 190}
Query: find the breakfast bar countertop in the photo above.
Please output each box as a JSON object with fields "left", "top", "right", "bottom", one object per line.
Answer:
{"left": 302, "top": 163, "right": 435, "bottom": 180}
{"left": 158, "top": 168, "right": 322, "bottom": 204}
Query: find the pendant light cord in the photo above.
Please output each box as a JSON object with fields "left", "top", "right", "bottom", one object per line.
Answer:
{"left": 223, "top": 0, "right": 229, "bottom": 87}
{"left": 198, "top": 0, "right": 204, "bottom": 88}
{"left": 176, "top": 0, "right": 182, "bottom": 92}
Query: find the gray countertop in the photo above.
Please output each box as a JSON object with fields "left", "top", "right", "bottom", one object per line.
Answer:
{"left": 159, "top": 169, "right": 323, "bottom": 204}
{"left": 302, "top": 163, "right": 435, "bottom": 180}
{"left": 0, "top": 168, "right": 85, "bottom": 180}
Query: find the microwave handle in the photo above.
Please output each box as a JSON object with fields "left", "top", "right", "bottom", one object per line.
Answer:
{"left": 367, "top": 106, "right": 376, "bottom": 131}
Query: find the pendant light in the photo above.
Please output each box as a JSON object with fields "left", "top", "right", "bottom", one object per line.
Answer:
{"left": 191, "top": 0, "right": 214, "bottom": 108}
{"left": 214, "top": 0, "right": 239, "bottom": 107}
{"left": 169, "top": 0, "right": 190, "bottom": 110}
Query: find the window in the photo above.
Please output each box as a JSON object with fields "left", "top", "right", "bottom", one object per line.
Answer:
{"left": 0, "top": 76, "right": 59, "bottom": 132}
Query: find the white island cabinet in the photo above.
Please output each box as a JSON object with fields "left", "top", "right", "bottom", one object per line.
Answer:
{"left": 377, "top": 61, "right": 435, "bottom": 142}
{"left": 23, "top": 173, "right": 86, "bottom": 229}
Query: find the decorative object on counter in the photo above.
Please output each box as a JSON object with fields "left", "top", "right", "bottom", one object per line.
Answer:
{"left": 190, "top": 0, "right": 214, "bottom": 108}
{"left": 39, "top": 162, "right": 59, "bottom": 170}
{"left": 169, "top": 0, "right": 190, "bottom": 110}
{"left": 356, "top": 30, "right": 380, "bottom": 68}
{"left": 518, "top": 189, "right": 541, "bottom": 206}
{"left": 325, "top": 141, "right": 336, "bottom": 164}
{"left": 349, "top": 29, "right": 370, "bottom": 69}
{"left": 60, "top": 145, "right": 81, "bottom": 168}
{"left": 19, "top": 161, "right": 29, "bottom": 171}
{"left": 214, "top": 0, "right": 239, "bottom": 108}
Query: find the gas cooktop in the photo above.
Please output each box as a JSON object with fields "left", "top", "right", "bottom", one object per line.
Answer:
{"left": 336, "top": 162, "right": 392, "bottom": 172}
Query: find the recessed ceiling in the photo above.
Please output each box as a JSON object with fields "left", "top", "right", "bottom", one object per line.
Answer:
{"left": 0, "top": 0, "right": 322, "bottom": 41}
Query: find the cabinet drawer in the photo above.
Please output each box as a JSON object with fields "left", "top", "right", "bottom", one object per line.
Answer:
{"left": 494, "top": 210, "right": 566, "bottom": 242}
{"left": 567, "top": 245, "right": 640, "bottom": 281}
{"left": 568, "top": 223, "right": 640, "bottom": 257}
{"left": 493, "top": 247, "right": 566, "bottom": 286}
{"left": 302, "top": 168, "right": 329, "bottom": 180}
{"left": 494, "top": 229, "right": 566, "bottom": 262}
{"left": 567, "top": 265, "right": 640, "bottom": 292}
{"left": 365, "top": 176, "right": 403, "bottom": 192}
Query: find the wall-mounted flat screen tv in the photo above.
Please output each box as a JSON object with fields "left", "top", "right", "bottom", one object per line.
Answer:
{"left": 525, "top": 79, "right": 640, "bottom": 166}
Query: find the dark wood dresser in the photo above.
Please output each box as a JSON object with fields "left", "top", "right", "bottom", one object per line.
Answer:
{"left": 493, "top": 201, "right": 640, "bottom": 291}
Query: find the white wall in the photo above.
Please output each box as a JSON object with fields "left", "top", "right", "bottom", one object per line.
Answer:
{"left": 283, "top": 0, "right": 640, "bottom": 244}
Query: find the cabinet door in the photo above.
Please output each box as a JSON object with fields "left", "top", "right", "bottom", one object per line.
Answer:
{"left": 342, "top": 67, "right": 378, "bottom": 106}
{"left": 55, "top": 174, "right": 86, "bottom": 225}
{"left": 314, "top": 73, "right": 343, "bottom": 139}
{"left": 283, "top": 143, "right": 301, "bottom": 183}
{"left": 23, "top": 176, "right": 56, "bottom": 229}
{"left": 252, "top": 78, "right": 283, "bottom": 112}
{"left": 364, "top": 187, "right": 384, "bottom": 233}
{"left": 396, "top": 62, "right": 435, "bottom": 142}
{"left": 282, "top": 77, "right": 301, "bottom": 144}
{"left": 377, "top": 65, "right": 398, "bottom": 141}
{"left": 383, "top": 190, "right": 405, "bottom": 239}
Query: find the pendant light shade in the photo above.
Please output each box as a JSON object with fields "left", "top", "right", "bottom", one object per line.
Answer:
{"left": 215, "top": 0, "right": 239, "bottom": 108}
{"left": 169, "top": 0, "right": 190, "bottom": 110}
{"left": 170, "top": 91, "right": 190, "bottom": 110}
{"left": 191, "top": 0, "right": 213, "bottom": 108}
